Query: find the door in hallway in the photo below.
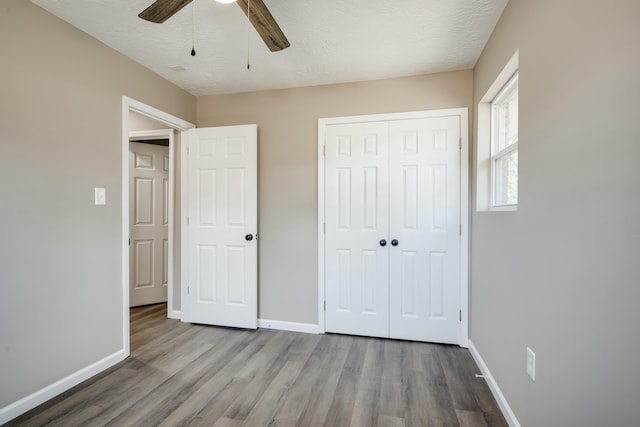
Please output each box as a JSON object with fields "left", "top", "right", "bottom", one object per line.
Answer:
{"left": 129, "top": 141, "right": 169, "bottom": 307}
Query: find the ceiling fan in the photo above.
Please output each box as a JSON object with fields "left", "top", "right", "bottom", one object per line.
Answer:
{"left": 138, "top": 0, "right": 290, "bottom": 52}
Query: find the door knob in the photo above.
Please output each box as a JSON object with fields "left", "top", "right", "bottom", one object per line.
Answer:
{"left": 391, "top": 239, "right": 399, "bottom": 246}
{"left": 245, "top": 234, "right": 254, "bottom": 241}
{"left": 379, "top": 239, "right": 387, "bottom": 247}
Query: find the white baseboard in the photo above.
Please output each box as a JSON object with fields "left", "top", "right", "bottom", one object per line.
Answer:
{"left": 468, "top": 340, "right": 521, "bottom": 427}
{"left": 0, "top": 349, "right": 126, "bottom": 425}
{"left": 167, "top": 309, "right": 181, "bottom": 319}
{"left": 258, "top": 318, "right": 321, "bottom": 334}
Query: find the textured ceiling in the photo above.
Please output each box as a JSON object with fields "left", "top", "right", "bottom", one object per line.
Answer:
{"left": 30, "top": 0, "right": 508, "bottom": 96}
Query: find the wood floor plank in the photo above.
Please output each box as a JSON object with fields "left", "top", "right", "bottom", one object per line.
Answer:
{"left": 158, "top": 368, "right": 250, "bottom": 426}
{"left": 173, "top": 332, "right": 289, "bottom": 425}
{"left": 129, "top": 302, "right": 164, "bottom": 320}
{"left": 212, "top": 417, "right": 244, "bottom": 427}
{"left": 241, "top": 360, "right": 303, "bottom": 426}
{"left": 379, "top": 339, "right": 406, "bottom": 419}
{"left": 131, "top": 316, "right": 192, "bottom": 354}
{"left": 13, "top": 366, "right": 138, "bottom": 427}
{"left": 181, "top": 377, "right": 251, "bottom": 427}
{"left": 457, "top": 350, "right": 509, "bottom": 427}
{"left": 7, "top": 304, "right": 508, "bottom": 426}
{"left": 293, "top": 334, "right": 352, "bottom": 427}
{"left": 322, "top": 336, "right": 368, "bottom": 427}
{"left": 222, "top": 332, "right": 298, "bottom": 421}
{"left": 438, "top": 345, "right": 481, "bottom": 412}
{"left": 377, "top": 415, "right": 406, "bottom": 427}
{"left": 104, "top": 329, "right": 261, "bottom": 426}
{"left": 350, "top": 339, "right": 385, "bottom": 427}
{"left": 45, "top": 404, "right": 104, "bottom": 427}
{"left": 456, "top": 409, "right": 489, "bottom": 426}
{"left": 401, "top": 343, "right": 432, "bottom": 427}
{"left": 442, "top": 345, "right": 508, "bottom": 427}
{"left": 72, "top": 327, "right": 233, "bottom": 426}
{"left": 268, "top": 333, "right": 343, "bottom": 425}
{"left": 94, "top": 343, "right": 220, "bottom": 426}
{"left": 422, "top": 347, "right": 460, "bottom": 426}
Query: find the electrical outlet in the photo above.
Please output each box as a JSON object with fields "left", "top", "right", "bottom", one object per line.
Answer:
{"left": 526, "top": 347, "right": 536, "bottom": 381}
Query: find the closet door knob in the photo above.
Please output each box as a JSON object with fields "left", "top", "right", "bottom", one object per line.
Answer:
{"left": 391, "top": 239, "right": 399, "bottom": 246}
{"left": 379, "top": 239, "right": 387, "bottom": 247}
{"left": 245, "top": 234, "right": 254, "bottom": 241}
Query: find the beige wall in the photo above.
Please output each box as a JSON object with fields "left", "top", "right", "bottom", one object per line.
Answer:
{"left": 129, "top": 111, "right": 170, "bottom": 132}
{"left": 197, "top": 71, "right": 473, "bottom": 324}
{"left": 471, "top": 0, "right": 640, "bottom": 425}
{"left": 0, "top": 0, "right": 195, "bottom": 408}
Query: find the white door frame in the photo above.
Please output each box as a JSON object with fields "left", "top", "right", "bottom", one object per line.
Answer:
{"left": 122, "top": 97, "right": 195, "bottom": 357}
{"left": 317, "top": 108, "right": 469, "bottom": 347}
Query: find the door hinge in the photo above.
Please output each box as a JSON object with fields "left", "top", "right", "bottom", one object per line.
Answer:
{"left": 459, "top": 224, "right": 462, "bottom": 236}
{"left": 322, "top": 145, "right": 326, "bottom": 156}
{"left": 186, "top": 143, "right": 190, "bottom": 155}
{"left": 324, "top": 301, "right": 326, "bottom": 311}
{"left": 187, "top": 286, "right": 190, "bottom": 295}
{"left": 187, "top": 216, "right": 190, "bottom": 225}
{"left": 459, "top": 310, "right": 462, "bottom": 322}
{"left": 459, "top": 137, "right": 462, "bottom": 150}
{"left": 128, "top": 238, "right": 130, "bottom": 246}
{"left": 323, "top": 222, "right": 326, "bottom": 234}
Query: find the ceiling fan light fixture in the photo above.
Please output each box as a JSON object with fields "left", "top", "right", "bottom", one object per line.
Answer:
{"left": 139, "top": 0, "right": 289, "bottom": 51}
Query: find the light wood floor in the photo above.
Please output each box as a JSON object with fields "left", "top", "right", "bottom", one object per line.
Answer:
{"left": 8, "top": 304, "right": 507, "bottom": 426}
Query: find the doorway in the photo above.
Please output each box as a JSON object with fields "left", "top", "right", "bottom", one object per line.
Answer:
{"left": 122, "top": 97, "right": 195, "bottom": 356}
{"left": 128, "top": 132, "right": 171, "bottom": 307}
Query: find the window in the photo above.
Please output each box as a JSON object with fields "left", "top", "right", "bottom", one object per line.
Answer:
{"left": 491, "top": 72, "right": 518, "bottom": 207}
{"left": 476, "top": 50, "right": 518, "bottom": 211}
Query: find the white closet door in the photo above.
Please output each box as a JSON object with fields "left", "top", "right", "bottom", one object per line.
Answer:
{"left": 129, "top": 142, "right": 169, "bottom": 307}
{"left": 388, "top": 116, "right": 461, "bottom": 344}
{"left": 325, "top": 121, "right": 390, "bottom": 338}
{"left": 184, "top": 125, "right": 258, "bottom": 329}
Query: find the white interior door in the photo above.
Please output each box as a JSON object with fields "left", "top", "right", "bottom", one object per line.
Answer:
{"left": 129, "top": 141, "right": 169, "bottom": 307}
{"left": 388, "top": 116, "right": 461, "bottom": 343}
{"left": 184, "top": 125, "right": 258, "bottom": 328}
{"left": 324, "top": 114, "right": 462, "bottom": 344}
{"left": 325, "top": 121, "right": 390, "bottom": 338}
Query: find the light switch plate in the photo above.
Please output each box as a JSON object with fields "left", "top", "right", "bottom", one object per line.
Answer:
{"left": 526, "top": 347, "right": 536, "bottom": 381}
{"left": 94, "top": 187, "right": 106, "bottom": 205}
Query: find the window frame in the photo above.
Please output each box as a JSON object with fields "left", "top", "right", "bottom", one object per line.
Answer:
{"left": 490, "top": 71, "right": 519, "bottom": 209}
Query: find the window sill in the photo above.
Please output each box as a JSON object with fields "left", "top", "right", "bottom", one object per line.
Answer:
{"left": 489, "top": 204, "right": 517, "bottom": 212}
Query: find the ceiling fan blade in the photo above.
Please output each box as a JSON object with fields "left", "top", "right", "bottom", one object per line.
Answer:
{"left": 139, "top": 0, "right": 193, "bottom": 24}
{"left": 236, "top": 0, "right": 290, "bottom": 52}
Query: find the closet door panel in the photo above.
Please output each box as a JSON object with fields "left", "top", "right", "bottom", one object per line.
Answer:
{"left": 325, "top": 121, "right": 389, "bottom": 338}
{"left": 388, "top": 116, "right": 461, "bottom": 344}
